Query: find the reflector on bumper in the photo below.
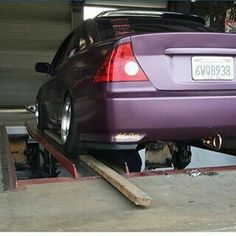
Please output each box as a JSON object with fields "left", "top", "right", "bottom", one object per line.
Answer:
{"left": 112, "top": 133, "right": 143, "bottom": 142}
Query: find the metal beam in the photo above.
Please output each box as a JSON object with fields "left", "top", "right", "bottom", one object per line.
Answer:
{"left": 84, "top": 0, "right": 167, "bottom": 9}
{"left": 0, "top": 124, "right": 16, "bottom": 191}
{"left": 71, "top": 0, "right": 84, "bottom": 29}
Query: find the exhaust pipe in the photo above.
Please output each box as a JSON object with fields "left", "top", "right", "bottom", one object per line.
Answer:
{"left": 202, "top": 134, "right": 222, "bottom": 151}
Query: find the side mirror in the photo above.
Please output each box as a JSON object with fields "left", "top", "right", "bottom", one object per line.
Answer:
{"left": 35, "top": 62, "right": 51, "bottom": 74}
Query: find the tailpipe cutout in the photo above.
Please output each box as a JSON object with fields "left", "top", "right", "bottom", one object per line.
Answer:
{"left": 202, "top": 134, "right": 222, "bottom": 151}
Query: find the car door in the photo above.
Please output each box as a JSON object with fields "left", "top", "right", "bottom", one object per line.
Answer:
{"left": 55, "top": 23, "right": 89, "bottom": 129}
{"left": 43, "top": 32, "right": 74, "bottom": 132}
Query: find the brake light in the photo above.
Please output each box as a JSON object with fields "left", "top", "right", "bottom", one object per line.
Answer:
{"left": 93, "top": 43, "right": 148, "bottom": 82}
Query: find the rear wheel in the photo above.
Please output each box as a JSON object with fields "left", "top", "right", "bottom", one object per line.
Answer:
{"left": 61, "top": 95, "right": 79, "bottom": 157}
{"left": 35, "top": 97, "right": 47, "bottom": 131}
{"left": 90, "top": 149, "right": 142, "bottom": 172}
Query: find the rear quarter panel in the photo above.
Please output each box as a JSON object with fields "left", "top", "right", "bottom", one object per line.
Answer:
{"left": 70, "top": 40, "right": 116, "bottom": 133}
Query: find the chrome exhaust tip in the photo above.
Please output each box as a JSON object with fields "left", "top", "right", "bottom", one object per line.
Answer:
{"left": 202, "top": 133, "right": 222, "bottom": 151}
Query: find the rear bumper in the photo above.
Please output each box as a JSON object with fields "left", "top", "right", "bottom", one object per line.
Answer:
{"left": 77, "top": 93, "right": 236, "bottom": 146}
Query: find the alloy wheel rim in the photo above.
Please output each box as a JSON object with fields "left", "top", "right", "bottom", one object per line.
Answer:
{"left": 61, "top": 97, "right": 72, "bottom": 144}
{"left": 35, "top": 99, "right": 39, "bottom": 125}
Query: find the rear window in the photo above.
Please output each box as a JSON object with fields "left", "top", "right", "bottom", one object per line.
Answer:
{"left": 95, "top": 17, "right": 210, "bottom": 41}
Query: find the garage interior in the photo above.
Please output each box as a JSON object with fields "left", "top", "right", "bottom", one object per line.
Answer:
{"left": 0, "top": 0, "right": 236, "bottom": 232}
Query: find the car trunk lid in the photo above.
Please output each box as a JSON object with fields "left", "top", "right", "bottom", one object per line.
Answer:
{"left": 131, "top": 32, "right": 236, "bottom": 91}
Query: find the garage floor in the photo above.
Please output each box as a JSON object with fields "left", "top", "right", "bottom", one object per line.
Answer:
{"left": 0, "top": 171, "right": 235, "bottom": 231}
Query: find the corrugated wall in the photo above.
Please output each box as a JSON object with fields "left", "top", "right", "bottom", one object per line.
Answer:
{"left": 0, "top": 2, "right": 71, "bottom": 107}
{"left": 0, "top": 1, "right": 167, "bottom": 108}
{"left": 85, "top": 0, "right": 167, "bottom": 8}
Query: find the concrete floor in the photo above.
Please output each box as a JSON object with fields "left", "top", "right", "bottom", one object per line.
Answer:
{"left": 0, "top": 171, "right": 236, "bottom": 231}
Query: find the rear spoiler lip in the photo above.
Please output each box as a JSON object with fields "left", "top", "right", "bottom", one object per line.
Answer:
{"left": 96, "top": 10, "right": 205, "bottom": 25}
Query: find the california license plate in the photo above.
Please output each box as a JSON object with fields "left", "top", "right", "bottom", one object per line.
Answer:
{"left": 192, "top": 56, "right": 234, "bottom": 81}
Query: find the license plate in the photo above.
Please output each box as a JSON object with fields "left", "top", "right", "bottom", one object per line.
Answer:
{"left": 192, "top": 56, "right": 234, "bottom": 81}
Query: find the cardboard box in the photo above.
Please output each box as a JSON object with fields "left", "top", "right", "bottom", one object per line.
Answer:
{"left": 9, "top": 138, "right": 27, "bottom": 164}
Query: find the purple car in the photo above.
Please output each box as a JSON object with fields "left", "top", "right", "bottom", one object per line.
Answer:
{"left": 35, "top": 10, "right": 236, "bottom": 170}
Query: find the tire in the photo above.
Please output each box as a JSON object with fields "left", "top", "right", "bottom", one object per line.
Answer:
{"left": 172, "top": 144, "right": 192, "bottom": 169}
{"left": 36, "top": 97, "right": 47, "bottom": 131}
{"left": 91, "top": 149, "right": 142, "bottom": 172}
{"left": 120, "top": 150, "right": 142, "bottom": 172}
{"left": 61, "top": 95, "right": 79, "bottom": 157}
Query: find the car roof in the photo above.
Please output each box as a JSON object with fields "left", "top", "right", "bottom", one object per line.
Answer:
{"left": 95, "top": 10, "right": 205, "bottom": 25}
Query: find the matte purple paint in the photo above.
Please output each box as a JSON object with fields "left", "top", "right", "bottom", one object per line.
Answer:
{"left": 77, "top": 82, "right": 236, "bottom": 143}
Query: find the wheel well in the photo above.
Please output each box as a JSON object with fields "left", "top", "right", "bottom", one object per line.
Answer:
{"left": 63, "top": 91, "right": 70, "bottom": 104}
{"left": 64, "top": 90, "right": 76, "bottom": 105}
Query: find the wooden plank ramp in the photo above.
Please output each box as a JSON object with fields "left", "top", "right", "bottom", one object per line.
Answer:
{"left": 80, "top": 155, "right": 152, "bottom": 207}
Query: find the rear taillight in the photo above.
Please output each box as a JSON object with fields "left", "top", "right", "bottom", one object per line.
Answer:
{"left": 93, "top": 43, "right": 148, "bottom": 82}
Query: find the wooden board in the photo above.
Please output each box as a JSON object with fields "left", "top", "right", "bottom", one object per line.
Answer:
{"left": 0, "top": 124, "right": 16, "bottom": 191}
{"left": 80, "top": 155, "right": 152, "bottom": 207}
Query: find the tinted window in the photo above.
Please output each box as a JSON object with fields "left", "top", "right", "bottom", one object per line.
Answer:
{"left": 79, "top": 27, "right": 87, "bottom": 51}
{"left": 64, "top": 32, "right": 78, "bottom": 59}
{"left": 95, "top": 17, "right": 210, "bottom": 41}
{"left": 52, "top": 24, "right": 89, "bottom": 69}
{"left": 51, "top": 32, "right": 74, "bottom": 69}
{"left": 64, "top": 25, "right": 88, "bottom": 58}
